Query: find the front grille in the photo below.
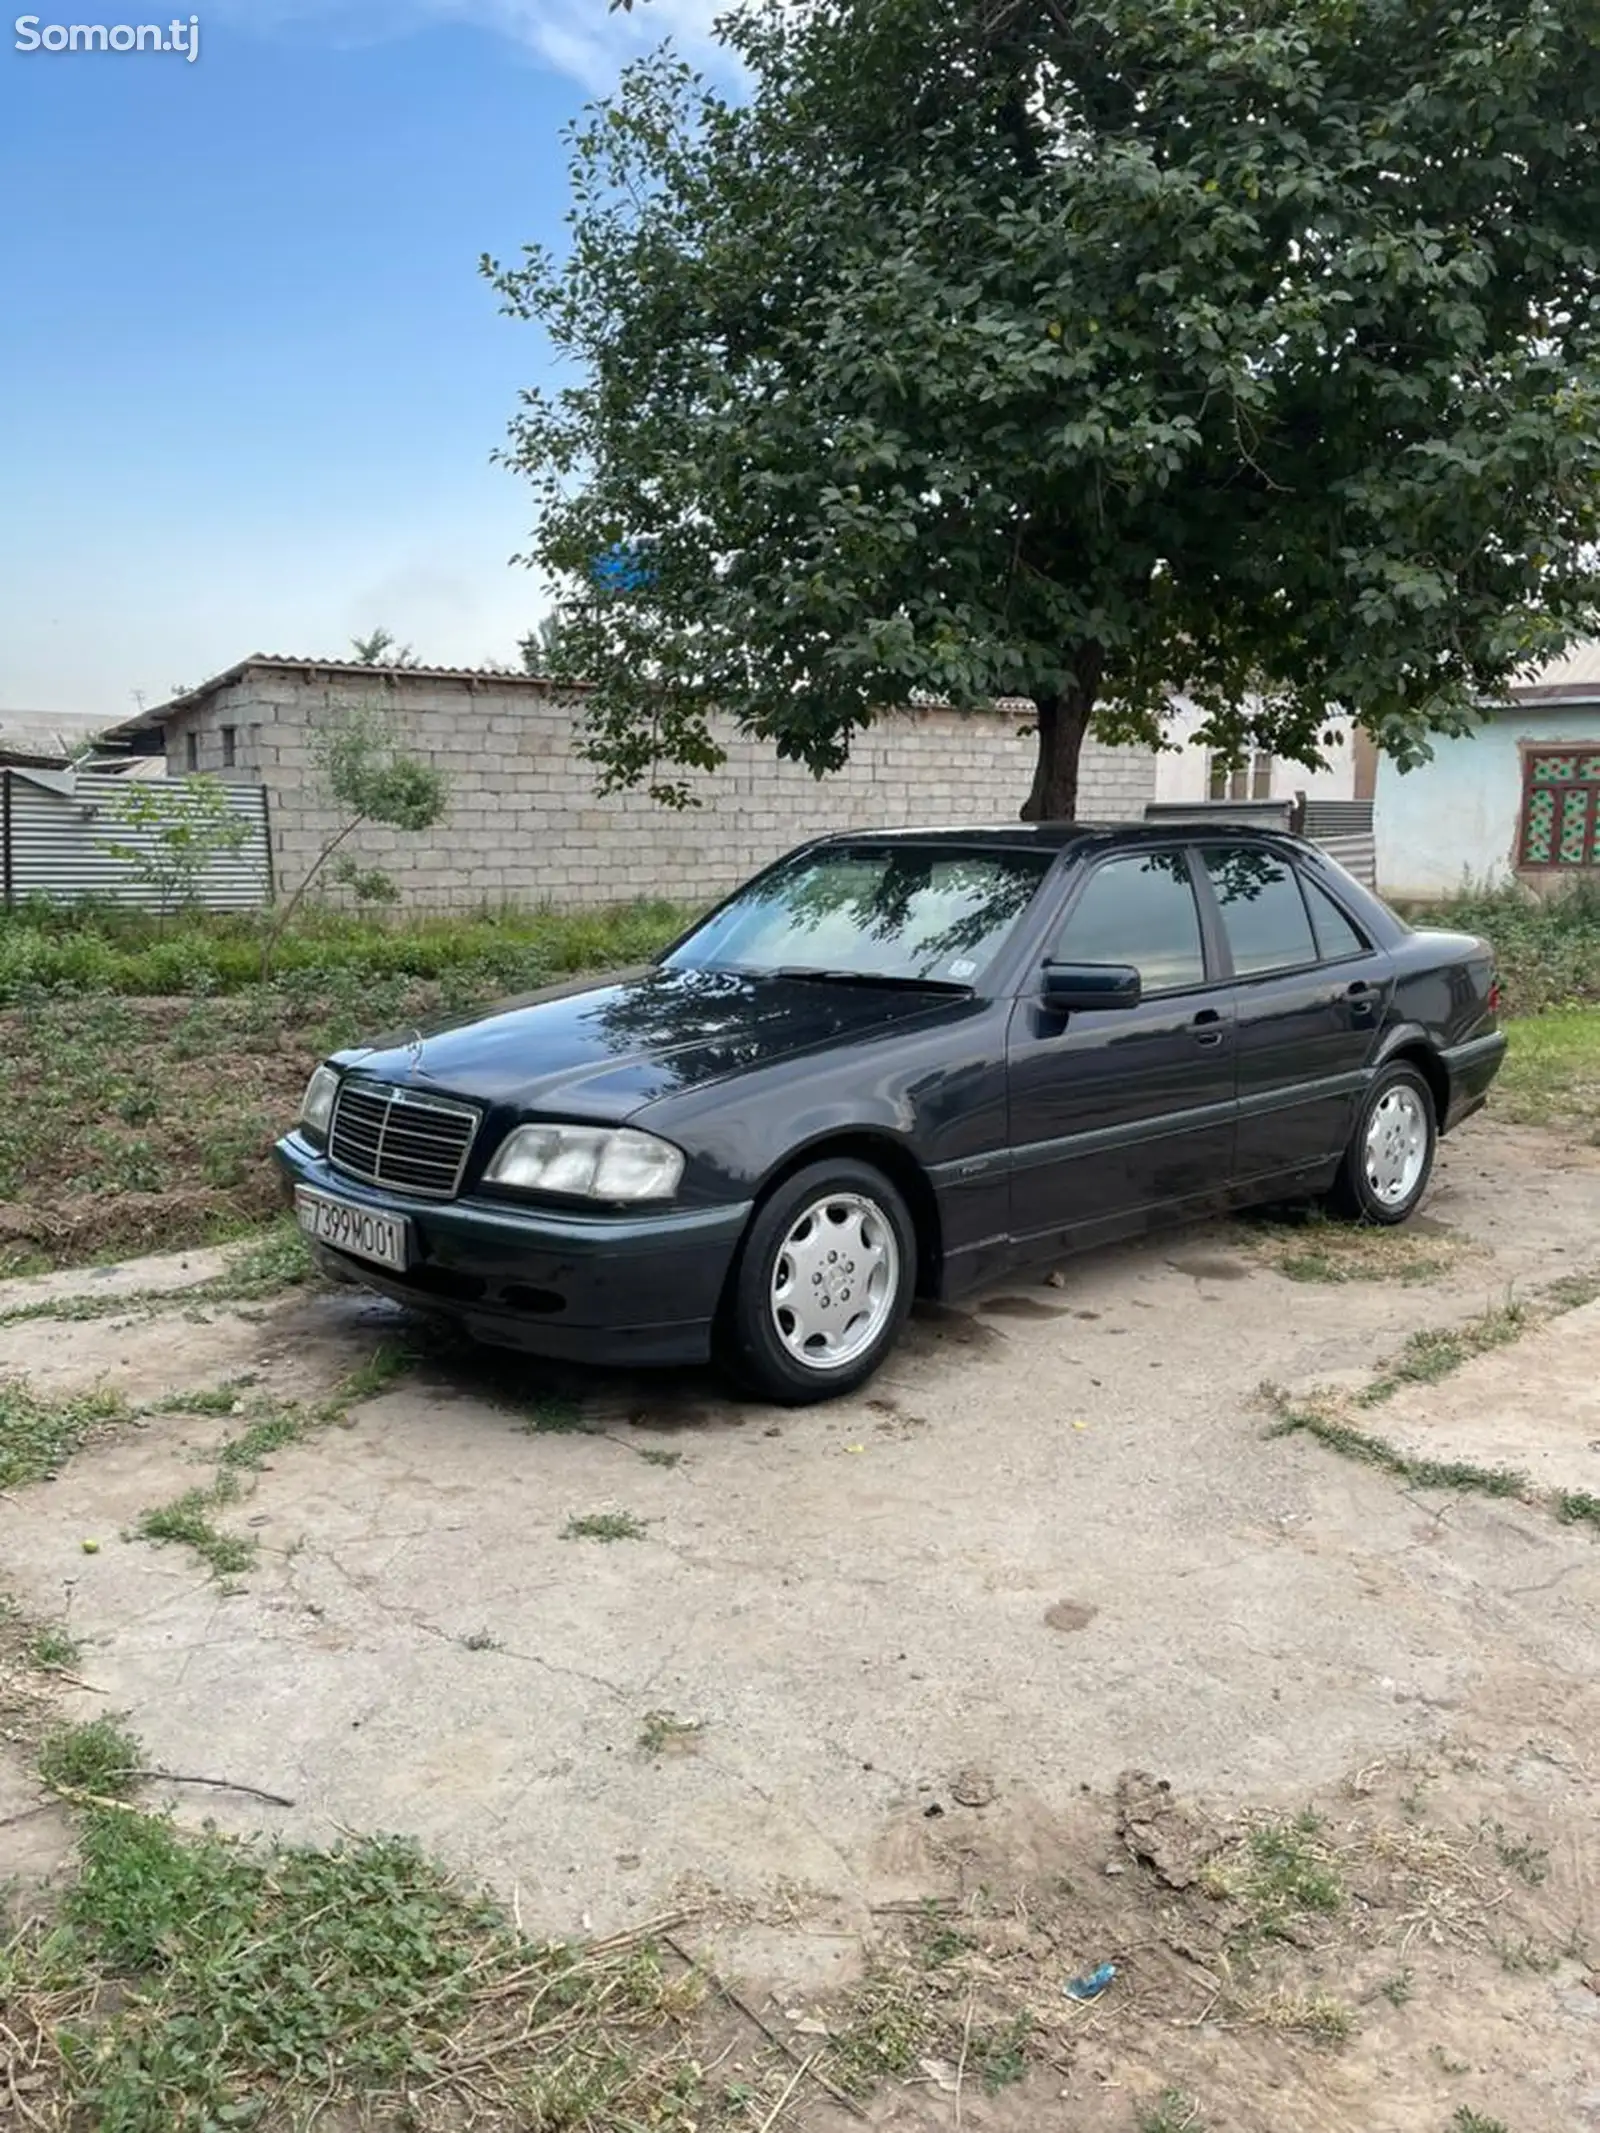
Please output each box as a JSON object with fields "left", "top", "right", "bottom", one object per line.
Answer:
{"left": 327, "top": 1079, "right": 479, "bottom": 1199}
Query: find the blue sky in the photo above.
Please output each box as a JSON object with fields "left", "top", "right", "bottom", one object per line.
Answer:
{"left": 0, "top": 0, "right": 726, "bottom": 717}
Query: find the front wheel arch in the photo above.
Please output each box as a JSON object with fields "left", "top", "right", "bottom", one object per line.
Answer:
{"left": 742, "top": 1131, "right": 944, "bottom": 1298}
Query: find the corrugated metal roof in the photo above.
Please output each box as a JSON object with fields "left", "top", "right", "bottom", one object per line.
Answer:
{"left": 1512, "top": 639, "right": 1600, "bottom": 701}
{"left": 104, "top": 655, "right": 576, "bottom": 737}
{"left": 0, "top": 711, "right": 112, "bottom": 765}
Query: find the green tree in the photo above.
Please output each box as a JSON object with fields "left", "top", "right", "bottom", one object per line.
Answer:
{"left": 348, "top": 628, "right": 418, "bottom": 668}
{"left": 95, "top": 776, "right": 251, "bottom": 927}
{"left": 262, "top": 702, "right": 448, "bottom": 972}
{"left": 489, "top": 0, "right": 1600, "bottom": 816}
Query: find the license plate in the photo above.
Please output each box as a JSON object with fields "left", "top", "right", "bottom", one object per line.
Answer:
{"left": 294, "top": 1187, "right": 411, "bottom": 1272}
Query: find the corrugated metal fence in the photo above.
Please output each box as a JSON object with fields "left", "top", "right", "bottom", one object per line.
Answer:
{"left": 1, "top": 769, "right": 271, "bottom": 910}
{"left": 1144, "top": 795, "right": 1377, "bottom": 885}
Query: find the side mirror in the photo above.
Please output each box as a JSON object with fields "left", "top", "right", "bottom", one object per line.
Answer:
{"left": 1041, "top": 960, "right": 1142, "bottom": 1011}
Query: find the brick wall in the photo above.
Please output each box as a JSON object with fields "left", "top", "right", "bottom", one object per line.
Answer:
{"left": 160, "top": 667, "right": 1157, "bottom": 910}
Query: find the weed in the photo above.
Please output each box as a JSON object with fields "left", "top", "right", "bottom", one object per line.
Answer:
{"left": 154, "top": 1376, "right": 255, "bottom": 1417}
{"left": 333, "top": 1339, "right": 416, "bottom": 1404}
{"left": 1452, "top": 2111, "right": 1511, "bottom": 2133}
{"left": 135, "top": 1482, "right": 255, "bottom": 1579}
{"left": 216, "top": 1406, "right": 314, "bottom": 1471}
{"left": 37, "top": 1714, "right": 142, "bottom": 1800}
{"left": 1200, "top": 1813, "right": 1342, "bottom": 1943}
{"left": 1555, "top": 1489, "right": 1600, "bottom": 1530}
{"left": 1376, "top": 1967, "right": 1415, "bottom": 2007}
{"left": 34, "top": 1798, "right": 708, "bottom": 2130}
{"left": 1496, "top": 1936, "right": 1558, "bottom": 1975}
{"left": 1249, "top": 1209, "right": 1456, "bottom": 1287}
{"left": 563, "top": 1510, "right": 650, "bottom": 1543}
{"left": 636, "top": 1446, "right": 683, "bottom": 1467}
{"left": 0, "top": 1376, "right": 130, "bottom": 1488}
{"left": 918, "top": 1918, "right": 975, "bottom": 1967}
{"left": 27, "top": 1624, "right": 83, "bottom": 1673}
{"left": 1431, "top": 2045, "right": 1470, "bottom": 2076}
{"left": 826, "top": 1970, "right": 932, "bottom": 2094}
{"left": 638, "top": 1709, "right": 702, "bottom": 1756}
{"left": 1361, "top": 1302, "right": 1529, "bottom": 1404}
{"left": 975, "top": 2011, "right": 1032, "bottom": 2092}
{"left": 1266, "top": 1398, "right": 1530, "bottom": 1501}
{"left": 1138, "top": 2093, "right": 1206, "bottom": 2133}
{"left": 461, "top": 1628, "right": 501, "bottom": 1652}
{"left": 515, "top": 1391, "right": 589, "bottom": 1434}
{"left": 1488, "top": 1824, "right": 1550, "bottom": 1887}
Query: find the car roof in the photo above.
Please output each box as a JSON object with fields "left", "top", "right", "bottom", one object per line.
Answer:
{"left": 810, "top": 821, "right": 1313, "bottom": 856}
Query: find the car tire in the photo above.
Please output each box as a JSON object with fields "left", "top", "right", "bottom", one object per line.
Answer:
{"left": 718, "top": 1159, "right": 917, "bottom": 1405}
{"left": 1327, "top": 1061, "right": 1438, "bottom": 1225}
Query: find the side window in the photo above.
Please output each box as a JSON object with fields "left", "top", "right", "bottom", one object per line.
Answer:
{"left": 1300, "top": 876, "right": 1368, "bottom": 961}
{"left": 1202, "top": 846, "right": 1317, "bottom": 976}
{"left": 1053, "top": 852, "right": 1206, "bottom": 993}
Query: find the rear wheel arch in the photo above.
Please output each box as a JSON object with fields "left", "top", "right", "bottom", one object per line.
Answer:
{"left": 1378, "top": 1038, "right": 1450, "bottom": 1130}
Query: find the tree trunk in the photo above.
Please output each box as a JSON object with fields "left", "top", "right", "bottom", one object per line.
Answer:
{"left": 1020, "top": 646, "right": 1101, "bottom": 821}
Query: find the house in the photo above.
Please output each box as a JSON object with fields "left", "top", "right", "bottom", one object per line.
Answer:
{"left": 103, "top": 656, "right": 1159, "bottom": 910}
{"left": 1374, "top": 644, "right": 1600, "bottom": 899}
{"left": 1152, "top": 699, "right": 1371, "bottom": 811}
{"left": 0, "top": 710, "right": 112, "bottom": 770}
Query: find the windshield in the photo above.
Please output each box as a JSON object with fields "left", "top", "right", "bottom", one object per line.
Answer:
{"left": 664, "top": 843, "right": 1055, "bottom": 985}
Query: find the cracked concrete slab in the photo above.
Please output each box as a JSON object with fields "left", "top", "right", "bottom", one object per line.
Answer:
{"left": 1378, "top": 1296, "right": 1600, "bottom": 1500}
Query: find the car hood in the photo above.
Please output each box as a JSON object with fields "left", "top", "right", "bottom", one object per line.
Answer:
{"left": 334, "top": 965, "right": 966, "bottom": 1120}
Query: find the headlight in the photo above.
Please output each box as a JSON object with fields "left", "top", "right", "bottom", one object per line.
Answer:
{"left": 299, "top": 1064, "right": 340, "bottom": 1144}
{"left": 485, "top": 1124, "right": 684, "bottom": 1202}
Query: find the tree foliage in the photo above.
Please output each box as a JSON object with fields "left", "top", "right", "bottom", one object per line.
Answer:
{"left": 348, "top": 628, "right": 418, "bottom": 668}
{"left": 262, "top": 702, "right": 448, "bottom": 972}
{"left": 96, "top": 776, "right": 251, "bottom": 926}
{"left": 490, "top": 0, "right": 1600, "bottom": 816}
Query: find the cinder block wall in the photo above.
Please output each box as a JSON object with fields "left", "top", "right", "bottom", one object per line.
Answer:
{"left": 167, "top": 670, "right": 1156, "bottom": 910}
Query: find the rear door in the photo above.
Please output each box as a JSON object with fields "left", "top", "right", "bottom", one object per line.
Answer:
{"left": 1195, "top": 844, "right": 1391, "bottom": 1185}
{"left": 1005, "top": 846, "right": 1237, "bottom": 1250}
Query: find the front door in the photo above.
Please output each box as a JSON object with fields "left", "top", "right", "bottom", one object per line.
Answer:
{"left": 1196, "top": 844, "right": 1390, "bottom": 1184}
{"left": 1006, "top": 847, "right": 1237, "bottom": 1252}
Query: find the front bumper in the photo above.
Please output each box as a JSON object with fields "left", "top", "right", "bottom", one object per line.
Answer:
{"left": 274, "top": 1133, "right": 751, "bottom": 1368}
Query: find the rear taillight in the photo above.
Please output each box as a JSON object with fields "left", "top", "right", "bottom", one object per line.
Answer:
{"left": 1489, "top": 976, "right": 1502, "bottom": 1015}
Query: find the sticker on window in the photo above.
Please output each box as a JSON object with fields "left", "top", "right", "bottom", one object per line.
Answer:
{"left": 948, "top": 958, "right": 977, "bottom": 978}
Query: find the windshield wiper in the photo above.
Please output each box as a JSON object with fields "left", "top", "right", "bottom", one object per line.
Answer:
{"left": 767, "top": 966, "right": 972, "bottom": 994}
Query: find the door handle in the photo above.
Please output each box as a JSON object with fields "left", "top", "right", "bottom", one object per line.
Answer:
{"left": 1191, "top": 1007, "right": 1226, "bottom": 1048}
{"left": 1346, "top": 979, "right": 1377, "bottom": 1017}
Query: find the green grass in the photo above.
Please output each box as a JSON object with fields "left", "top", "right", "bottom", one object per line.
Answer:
{"left": 0, "top": 900, "right": 690, "bottom": 1272}
{"left": 1267, "top": 1400, "right": 1531, "bottom": 1501}
{"left": 37, "top": 1714, "right": 143, "bottom": 1801}
{"left": 562, "top": 1510, "right": 651, "bottom": 1542}
{"left": 1495, "top": 1005, "right": 1600, "bottom": 1134}
{"left": 0, "top": 894, "right": 692, "bottom": 1002}
{"left": 0, "top": 1377, "right": 131, "bottom": 1488}
{"left": 6, "top": 1794, "right": 709, "bottom": 2133}
{"left": 1246, "top": 1208, "right": 1459, "bottom": 1286}
{"left": 27, "top": 1623, "right": 84, "bottom": 1673}
{"left": 1452, "top": 2110, "right": 1511, "bottom": 2133}
{"left": 135, "top": 1480, "right": 257, "bottom": 1579}
{"left": 1360, "top": 1301, "right": 1531, "bottom": 1405}
{"left": 1200, "top": 1814, "right": 1344, "bottom": 1945}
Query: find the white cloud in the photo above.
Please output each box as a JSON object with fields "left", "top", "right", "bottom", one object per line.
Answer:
{"left": 213, "top": 0, "right": 736, "bottom": 90}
